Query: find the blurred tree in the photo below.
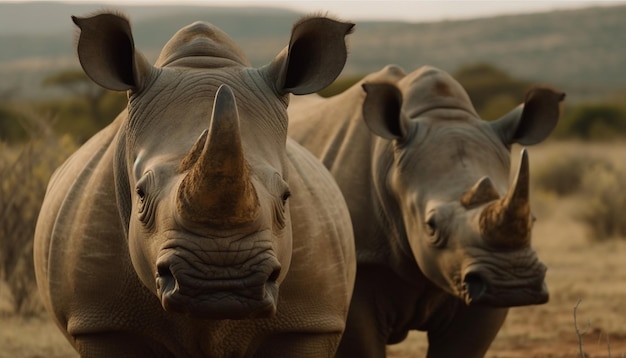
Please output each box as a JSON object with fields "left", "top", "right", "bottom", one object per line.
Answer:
{"left": 0, "top": 117, "right": 77, "bottom": 314}
{"left": 317, "top": 75, "right": 364, "bottom": 98}
{"left": 557, "top": 103, "right": 626, "bottom": 140}
{"left": 315, "top": 64, "right": 531, "bottom": 118}
{"left": 41, "top": 70, "right": 126, "bottom": 141}
{"left": 42, "top": 70, "right": 124, "bottom": 128}
{"left": 453, "top": 63, "right": 530, "bottom": 119}
{"left": 0, "top": 106, "right": 29, "bottom": 143}
{"left": 479, "top": 94, "right": 518, "bottom": 121}
{"left": 0, "top": 85, "right": 19, "bottom": 101}
{"left": 0, "top": 85, "right": 28, "bottom": 143}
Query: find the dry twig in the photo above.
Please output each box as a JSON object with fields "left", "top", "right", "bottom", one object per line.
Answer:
{"left": 574, "top": 299, "right": 591, "bottom": 358}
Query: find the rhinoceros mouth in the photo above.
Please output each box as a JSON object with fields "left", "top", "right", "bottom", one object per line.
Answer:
{"left": 155, "top": 256, "right": 281, "bottom": 319}
{"left": 458, "top": 252, "right": 549, "bottom": 307}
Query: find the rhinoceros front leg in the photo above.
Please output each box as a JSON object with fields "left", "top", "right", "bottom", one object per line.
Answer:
{"left": 335, "top": 295, "right": 387, "bottom": 358}
{"left": 74, "top": 332, "right": 174, "bottom": 358}
{"left": 426, "top": 305, "right": 508, "bottom": 358}
{"left": 334, "top": 265, "right": 401, "bottom": 358}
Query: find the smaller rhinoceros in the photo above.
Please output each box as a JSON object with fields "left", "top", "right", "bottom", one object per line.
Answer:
{"left": 288, "top": 65, "right": 565, "bottom": 357}
{"left": 34, "top": 12, "right": 356, "bottom": 357}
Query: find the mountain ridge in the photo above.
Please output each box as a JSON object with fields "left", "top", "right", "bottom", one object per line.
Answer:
{"left": 1, "top": 2, "right": 624, "bottom": 100}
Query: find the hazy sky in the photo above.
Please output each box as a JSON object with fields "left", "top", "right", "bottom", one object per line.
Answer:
{"left": 280, "top": 1, "right": 626, "bottom": 22}
{"left": 9, "top": 0, "right": 626, "bottom": 22}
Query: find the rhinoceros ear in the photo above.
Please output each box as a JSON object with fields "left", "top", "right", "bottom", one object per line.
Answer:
{"left": 491, "top": 87, "right": 565, "bottom": 146}
{"left": 266, "top": 16, "right": 354, "bottom": 95}
{"left": 362, "top": 82, "right": 406, "bottom": 140}
{"left": 72, "top": 13, "right": 152, "bottom": 92}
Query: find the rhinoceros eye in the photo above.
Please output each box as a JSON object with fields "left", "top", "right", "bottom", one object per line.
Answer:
{"left": 136, "top": 171, "right": 156, "bottom": 227}
{"left": 270, "top": 173, "right": 289, "bottom": 231}
{"left": 136, "top": 187, "right": 146, "bottom": 203}
{"left": 281, "top": 190, "right": 291, "bottom": 206}
{"left": 424, "top": 211, "right": 446, "bottom": 248}
{"left": 425, "top": 214, "right": 437, "bottom": 236}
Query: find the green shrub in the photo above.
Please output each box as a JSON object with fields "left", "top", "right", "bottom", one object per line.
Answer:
{"left": 533, "top": 153, "right": 613, "bottom": 197}
{"left": 479, "top": 94, "right": 519, "bottom": 121}
{"left": 454, "top": 63, "right": 529, "bottom": 117}
{"left": 36, "top": 98, "right": 99, "bottom": 142}
{"left": 317, "top": 75, "right": 363, "bottom": 97}
{"left": 535, "top": 151, "right": 626, "bottom": 241}
{"left": 0, "top": 119, "right": 77, "bottom": 315}
{"left": 99, "top": 91, "right": 127, "bottom": 126}
{"left": 556, "top": 103, "right": 626, "bottom": 140}
{"left": 577, "top": 163, "right": 626, "bottom": 241}
{"left": 0, "top": 105, "right": 30, "bottom": 143}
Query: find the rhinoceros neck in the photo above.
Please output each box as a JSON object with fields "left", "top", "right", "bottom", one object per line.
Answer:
{"left": 351, "top": 262, "right": 462, "bottom": 344}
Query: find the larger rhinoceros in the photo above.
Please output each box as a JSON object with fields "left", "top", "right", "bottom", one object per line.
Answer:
{"left": 34, "top": 12, "right": 356, "bottom": 357}
{"left": 288, "top": 65, "right": 565, "bottom": 357}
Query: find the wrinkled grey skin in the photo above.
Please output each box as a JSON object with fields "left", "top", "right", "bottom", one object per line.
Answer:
{"left": 34, "top": 12, "right": 356, "bottom": 357}
{"left": 288, "top": 65, "right": 565, "bottom": 357}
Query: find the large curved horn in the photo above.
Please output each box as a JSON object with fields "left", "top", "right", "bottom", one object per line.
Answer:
{"left": 479, "top": 148, "right": 531, "bottom": 249}
{"left": 177, "top": 84, "right": 259, "bottom": 227}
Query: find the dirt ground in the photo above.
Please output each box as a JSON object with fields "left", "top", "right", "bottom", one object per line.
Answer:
{"left": 2, "top": 142, "right": 625, "bottom": 357}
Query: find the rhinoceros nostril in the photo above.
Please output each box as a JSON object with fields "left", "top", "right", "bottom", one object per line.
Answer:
{"left": 268, "top": 267, "right": 281, "bottom": 283}
{"left": 464, "top": 272, "right": 487, "bottom": 303}
{"left": 156, "top": 264, "right": 176, "bottom": 294}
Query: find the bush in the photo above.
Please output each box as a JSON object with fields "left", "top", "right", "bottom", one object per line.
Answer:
{"left": 317, "top": 75, "right": 363, "bottom": 97}
{"left": 453, "top": 63, "right": 529, "bottom": 117}
{"left": 533, "top": 151, "right": 626, "bottom": 242}
{"left": 578, "top": 163, "right": 626, "bottom": 241}
{"left": 36, "top": 98, "right": 102, "bottom": 142}
{"left": 556, "top": 102, "right": 626, "bottom": 141}
{"left": 0, "top": 120, "right": 77, "bottom": 315}
{"left": 0, "top": 105, "right": 29, "bottom": 143}
{"left": 533, "top": 153, "right": 613, "bottom": 197}
{"left": 479, "top": 94, "right": 519, "bottom": 121}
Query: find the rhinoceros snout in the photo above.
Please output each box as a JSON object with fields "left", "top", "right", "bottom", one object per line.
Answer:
{"left": 460, "top": 259, "right": 549, "bottom": 307}
{"left": 155, "top": 255, "right": 281, "bottom": 319}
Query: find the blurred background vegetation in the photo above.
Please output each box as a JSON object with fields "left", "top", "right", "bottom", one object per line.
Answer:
{"left": 1, "top": 2, "right": 626, "bottom": 318}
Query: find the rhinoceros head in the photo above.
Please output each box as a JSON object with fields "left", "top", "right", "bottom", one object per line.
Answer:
{"left": 72, "top": 13, "right": 353, "bottom": 319}
{"left": 362, "top": 66, "right": 564, "bottom": 307}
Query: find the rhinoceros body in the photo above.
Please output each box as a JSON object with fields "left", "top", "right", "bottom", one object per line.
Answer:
{"left": 288, "top": 65, "right": 564, "bottom": 357}
{"left": 34, "top": 13, "right": 356, "bottom": 357}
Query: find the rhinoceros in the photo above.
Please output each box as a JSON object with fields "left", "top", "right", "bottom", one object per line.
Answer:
{"left": 34, "top": 12, "right": 356, "bottom": 357}
{"left": 288, "top": 65, "right": 565, "bottom": 357}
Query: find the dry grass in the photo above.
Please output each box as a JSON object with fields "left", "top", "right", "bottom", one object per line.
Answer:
{"left": 2, "top": 141, "right": 626, "bottom": 357}
{"left": 0, "top": 281, "right": 73, "bottom": 357}
{"left": 0, "top": 315, "right": 76, "bottom": 358}
{"left": 0, "top": 124, "right": 76, "bottom": 315}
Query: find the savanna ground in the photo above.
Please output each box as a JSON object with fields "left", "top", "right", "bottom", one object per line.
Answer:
{"left": 1, "top": 141, "right": 625, "bottom": 357}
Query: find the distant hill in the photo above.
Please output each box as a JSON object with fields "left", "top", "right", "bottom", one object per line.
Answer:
{"left": 1, "top": 2, "right": 625, "bottom": 100}
{"left": 349, "top": 5, "right": 626, "bottom": 98}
